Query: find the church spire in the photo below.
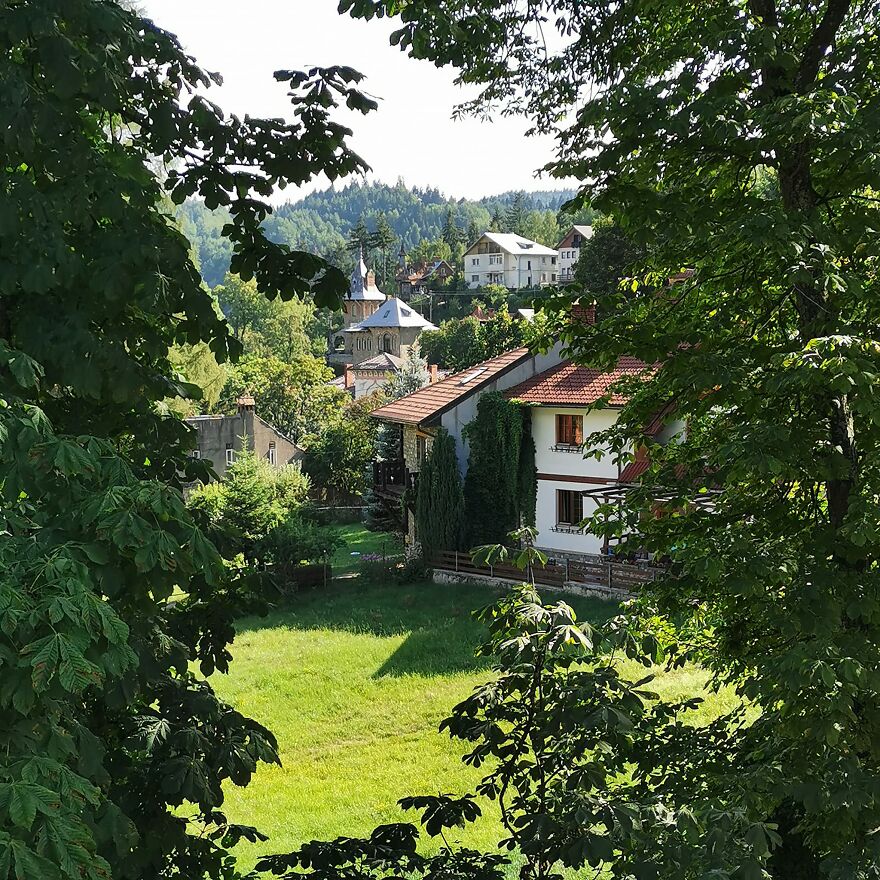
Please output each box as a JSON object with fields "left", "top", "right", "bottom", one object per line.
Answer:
{"left": 348, "top": 245, "right": 367, "bottom": 299}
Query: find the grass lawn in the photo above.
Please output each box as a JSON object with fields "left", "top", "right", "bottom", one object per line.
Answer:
{"left": 327, "top": 523, "right": 404, "bottom": 575}
{"left": 210, "top": 575, "right": 740, "bottom": 872}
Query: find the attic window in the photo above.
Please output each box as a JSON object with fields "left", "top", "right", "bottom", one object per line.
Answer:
{"left": 401, "top": 307, "right": 411, "bottom": 317}
{"left": 518, "top": 242, "right": 533, "bottom": 249}
{"left": 458, "top": 367, "right": 488, "bottom": 385}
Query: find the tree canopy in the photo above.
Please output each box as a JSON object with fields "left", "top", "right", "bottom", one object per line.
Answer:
{"left": 341, "top": 0, "right": 880, "bottom": 875}
{"left": 0, "top": 2, "right": 374, "bottom": 877}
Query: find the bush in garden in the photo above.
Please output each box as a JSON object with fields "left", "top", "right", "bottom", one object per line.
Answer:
{"left": 259, "top": 517, "right": 343, "bottom": 585}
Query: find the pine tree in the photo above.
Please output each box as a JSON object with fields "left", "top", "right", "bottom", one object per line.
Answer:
{"left": 442, "top": 206, "right": 460, "bottom": 250}
{"left": 466, "top": 217, "right": 480, "bottom": 247}
{"left": 371, "top": 212, "right": 397, "bottom": 288}
{"left": 416, "top": 429, "right": 463, "bottom": 555}
{"left": 221, "top": 440, "right": 283, "bottom": 560}
{"left": 347, "top": 216, "right": 371, "bottom": 253}
{"left": 505, "top": 191, "right": 531, "bottom": 236}
{"left": 384, "top": 347, "right": 430, "bottom": 399}
{"left": 490, "top": 205, "right": 505, "bottom": 232}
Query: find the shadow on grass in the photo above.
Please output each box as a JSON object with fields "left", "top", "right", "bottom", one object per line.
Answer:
{"left": 235, "top": 578, "right": 620, "bottom": 677}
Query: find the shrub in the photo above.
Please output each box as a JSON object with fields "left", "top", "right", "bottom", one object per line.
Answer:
{"left": 259, "top": 517, "right": 343, "bottom": 582}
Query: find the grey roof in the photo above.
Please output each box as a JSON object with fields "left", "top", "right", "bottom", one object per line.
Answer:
{"left": 355, "top": 297, "right": 437, "bottom": 330}
{"left": 466, "top": 232, "right": 557, "bottom": 258}
{"left": 354, "top": 352, "right": 404, "bottom": 371}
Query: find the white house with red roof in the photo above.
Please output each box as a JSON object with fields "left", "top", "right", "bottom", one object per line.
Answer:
{"left": 504, "top": 358, "right": 678, "bottom": 555}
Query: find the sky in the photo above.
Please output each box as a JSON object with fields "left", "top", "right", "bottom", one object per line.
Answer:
{"left": 142, "top": 0, "right": 572, "bottom": 204}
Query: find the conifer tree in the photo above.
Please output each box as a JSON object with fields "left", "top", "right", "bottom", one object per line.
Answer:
{"left": 416, "top": 429, "right": 464, "bottom": 555}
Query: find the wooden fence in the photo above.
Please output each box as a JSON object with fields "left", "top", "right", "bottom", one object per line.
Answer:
{"left": 427, "top": 549, "right": 663, "bottom": 593}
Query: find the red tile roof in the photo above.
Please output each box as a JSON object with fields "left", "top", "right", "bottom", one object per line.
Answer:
{"left": 504, "top": 357, "right": 651, "bottom": 406}
{"left": 619, "top": 458, "right": 651, "bottom": 483}
{"left": 371, "top": 348, "right": 532, "bottom": 426}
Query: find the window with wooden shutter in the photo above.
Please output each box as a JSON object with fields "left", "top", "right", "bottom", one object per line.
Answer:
{"left": 555, "top": 414, "right": 584, "bottom": 447}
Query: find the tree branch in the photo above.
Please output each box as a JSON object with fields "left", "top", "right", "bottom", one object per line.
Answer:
{"left": 795, "top": 0, "right": 852, "bottom": 92}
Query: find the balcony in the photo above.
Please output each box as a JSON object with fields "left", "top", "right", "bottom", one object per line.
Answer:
{"left": 372, "top": 460, "right": 418, "bottom": 499}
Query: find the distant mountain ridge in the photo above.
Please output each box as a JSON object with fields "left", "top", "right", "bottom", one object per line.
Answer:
{"left": 178, "top": 180, "right": 580, "bottom": 288}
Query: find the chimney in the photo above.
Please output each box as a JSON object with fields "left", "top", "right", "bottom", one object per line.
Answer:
{"left": 428, "top": 364, "right": 438, "bottom": 383}
{"left": 570, "top": 301, "right": 596, "bottom": 326}
{"left": 237, "top": 393, "right": 256, "bottom": 446}
{"left": 344, "top": 367, "right": 354, "bottom": 390}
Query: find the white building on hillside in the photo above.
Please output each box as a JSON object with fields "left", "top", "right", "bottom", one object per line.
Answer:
{"left": 463, "top": 232, "right": 558, "bottom": 290}
{"left": 556, "top": 225, "right": 593, "bottom": 284}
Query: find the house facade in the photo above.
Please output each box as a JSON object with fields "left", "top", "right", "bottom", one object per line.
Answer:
{"left": 370, "top": 345, "right": 566, "bottom": 545}
{"left": 503, "top": 358, "right": 680, "bottom": 556}
{"left": 371, "top": 346, "right": 681, "bottom": 557}
{"left": 329, "top": 250, "right": 387, "bottom": 366}
{"left": 395, "top": 259, "right": 455, "bottom": 298}
{"left": 463, "top": 232, "right": 558, "bottom": 290}
{"left": 556, "top": 224, "right": 593, "bottom": 285}
{"left": 185, "top": 396, "right": 303, "bottom": 479}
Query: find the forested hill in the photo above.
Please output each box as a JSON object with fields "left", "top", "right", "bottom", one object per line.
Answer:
{"left": 178, "top": 180, "right": 581, "bottom": 288}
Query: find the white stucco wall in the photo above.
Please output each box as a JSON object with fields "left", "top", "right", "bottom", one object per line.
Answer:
{"left": 532, "top": 408, "right": 622, "bottom": 479}
{"left": 531, "top": 407, "right": 623, "bottom": 556}
{"left": 535, "top": 478, "right": 607, "bottom": 556}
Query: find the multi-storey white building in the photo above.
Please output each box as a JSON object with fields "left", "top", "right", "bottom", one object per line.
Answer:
{"left": 556, "top": 224, "right": 593, "bottom": 284}
{"left": 463, "top": 232, "right": 558, "bottom": 290}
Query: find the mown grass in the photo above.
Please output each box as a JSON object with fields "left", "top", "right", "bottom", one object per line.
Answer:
{"left": 327, "top": 523, "right": 404, "bottom": 575}
{"left": 210, "top": 572, "right": 739, "bottom": 872}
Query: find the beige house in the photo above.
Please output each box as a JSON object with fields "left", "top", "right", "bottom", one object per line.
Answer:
{"left": 345, "top": 296, "right": 436, "bottom": 367}
{"left": 329, "top": 250, "right": 386, "bottom": 365}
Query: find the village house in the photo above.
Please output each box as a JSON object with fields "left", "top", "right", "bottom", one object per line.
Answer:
{"left": 369, "top": 344, "right": 565, "bottom": 544}
{"left": 185, "top": 395, "right": 303, "bottom": 479}
{"left": 463, "top": 232, "right": 558, "bottom": 290}
{"left": 394, "top": 256, "right": 455, "bottom": 298}
{"left": 370, "top": 331, "right": 682, "bottom": 557}
{"left": 556, "top": 224, "right": 593, "bottom": 284}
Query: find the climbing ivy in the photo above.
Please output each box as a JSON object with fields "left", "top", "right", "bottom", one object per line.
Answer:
{"left": 462, "top": 392, "right": 526, "bottom": 546}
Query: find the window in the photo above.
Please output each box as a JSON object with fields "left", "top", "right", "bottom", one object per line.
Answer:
{"left": 190, "top": 449, "right": 200, "bottom": 459}
{"left": 268, "top": 442, "right": 276, "bottom": 466}
{"left": 416, "top": 435, "right": 428, "bottom": 467}
{"left": 383, "top": 333, "right": 393, "bottom": 353}
{"left": 472, "top": 257, "right": 479, "bottom": 266}
{"left": 489, "top": 254, "right": 502, "bottom": 265}
{"left": 526, "top": 259, "right": 531, "bottom": 270}
{"left": 552, "top": 256, "right": 557, "bottom": 264}
{"left": 552, "top": 273, "right": 557, "bottom": 281}
{"left": 556, "top": 414, "right": 583, "bottom": 446}
{"left": 471, "top": 274, "right": 479, "bottom": 283}
{"left": 225, "top": 443, "right": 234, "bottom": 465}
{"left": 556, "top": 490, "right": 583, "bottom": 526}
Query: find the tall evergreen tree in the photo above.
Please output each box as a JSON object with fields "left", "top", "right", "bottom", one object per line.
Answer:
{"left": 466, "top": 217, "right": 481, "bottom": 247}
{"left": 505, "top": 191, "right": 530, "bottom": 236}
{"left": 442, "top": 205, "right": 461, "bottom": 253}
{"left": 416, "top": 429, "right": 464, "bottom": 555}
{"left": 347, "top": 216, "right": 371, "bottom": 254}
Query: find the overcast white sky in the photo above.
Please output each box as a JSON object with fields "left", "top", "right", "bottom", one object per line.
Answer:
{"left": 142, "top": 0, "right": 572, "bottom": 203}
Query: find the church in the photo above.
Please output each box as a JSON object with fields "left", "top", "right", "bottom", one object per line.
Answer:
{"left": 330, "top": 249, "right": 437, "bottom": 398}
